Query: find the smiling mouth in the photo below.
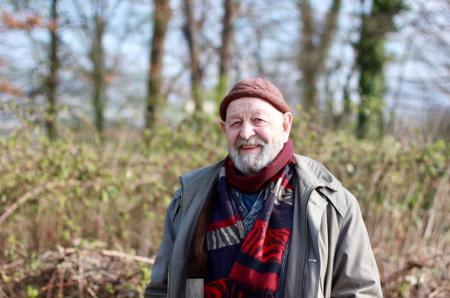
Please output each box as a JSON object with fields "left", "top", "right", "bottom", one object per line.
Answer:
{"left": 239, "top": 145, "right": 261, "bottom": 152}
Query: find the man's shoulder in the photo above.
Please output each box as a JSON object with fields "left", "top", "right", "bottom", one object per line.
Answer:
{"left": 293, "top": 154, "right": 341, "bottom": 190}
{"left": 180, "top": 159, "right": 225, "bottom": 186}
{"left": 294, "top": 154, "right": 358, "bottom": 219}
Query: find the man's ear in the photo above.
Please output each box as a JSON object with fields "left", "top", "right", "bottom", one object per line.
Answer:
{"left": 220, "top": 120, "right": 226, "bottom": 132}
{"left": 283, "top": 112, "right": 293, "bottom": 132}
{"left": 282, "top": 112, "right": 293, "bottom": 142}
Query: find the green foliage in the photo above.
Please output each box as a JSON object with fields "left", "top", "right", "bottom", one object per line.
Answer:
{"left": 373, "top": 0, "right": 408, "bottom": 16}
{"left": 0, "top": 117, "right": 448, "bottom": 297}
{"left": 26, "top": 286, "right": 39, "bottom": 298}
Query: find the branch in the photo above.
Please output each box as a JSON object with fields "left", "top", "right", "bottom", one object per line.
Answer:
{"left": 299, "top": 0, "right": 315, "bottom": 55}
{"left": 0, "top": 180, "right": 81, "bottom": 225}
{"left": 62, "top": 247, "right": 155, "bottom": 265}
{"left": 316, "top": 0, "right": 342, "bottom": 72}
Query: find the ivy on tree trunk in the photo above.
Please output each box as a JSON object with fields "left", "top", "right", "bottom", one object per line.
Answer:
{"left": 356, "top": 0, "right": 407, "bottom": 139}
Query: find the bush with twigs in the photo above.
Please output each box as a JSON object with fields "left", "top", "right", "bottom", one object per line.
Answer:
{"left": 0, "top": 116, "right": 449, "bottom": 297}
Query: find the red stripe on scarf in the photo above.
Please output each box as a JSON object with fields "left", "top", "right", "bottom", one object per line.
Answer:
{"left": 207, "top": 215, "right": 242, "bottom": 232}
{"left": 204, "top": 279, "right": 229, "bottom": 298}
{"left": 261, "top": 228, "right": 291, "bottom": 263}
{"left": 239, "top": 220, "right": 291, "bottom": 262}
{"left": 230, "top": 263, "right": 279, "bottom": 291}
{"left": 240, "top": 220, "right": 267, "bottom": 257}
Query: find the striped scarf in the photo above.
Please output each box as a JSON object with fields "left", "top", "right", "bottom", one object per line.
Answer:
{"left": 204, "top": 163, "right": 294, "bottom": 298}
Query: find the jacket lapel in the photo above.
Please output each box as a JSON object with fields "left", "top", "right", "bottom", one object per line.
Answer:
{"left": 169, "top": 161, "right": 223, "bottom": 298}
{"left": 284, "top": 155, "right": 337, "bottom": 298}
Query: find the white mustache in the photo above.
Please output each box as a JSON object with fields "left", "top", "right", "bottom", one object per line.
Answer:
{"left": 234, "top": 136, "right": 266, "bottom": 148}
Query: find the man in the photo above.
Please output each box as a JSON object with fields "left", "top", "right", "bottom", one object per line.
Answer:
{"left": 145, "top": 78, "right": 382, "bottom": 298}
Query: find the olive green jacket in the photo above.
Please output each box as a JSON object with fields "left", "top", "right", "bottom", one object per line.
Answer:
{"left": 144, "top": 155, "right": 383, "bottom": 298}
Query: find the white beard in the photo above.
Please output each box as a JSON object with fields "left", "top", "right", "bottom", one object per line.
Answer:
{"left": 228, "top": 135, "right": 285, "bottom": 175}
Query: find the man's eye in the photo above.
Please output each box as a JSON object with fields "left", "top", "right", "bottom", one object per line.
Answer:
{"left": 230, "top": 121, "right": 241, "bottom": 127}
{"left": 254, "top": 118, "right": 265, "bottom": 123}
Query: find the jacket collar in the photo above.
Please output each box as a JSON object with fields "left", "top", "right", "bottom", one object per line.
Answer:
{"left": 293, "top": 154, "right": 346, "bottom": 218}
{"left": 293, "top": 154, "right": 340, "bottom": 191}
{"left": 179, "top": 154, "right": 342, "bottom": 194}
{"left": 179, "top": 154, "right": 344, "bottom": 216}
{"left": 179, "top": 159, "right": 224, "bottom": 213}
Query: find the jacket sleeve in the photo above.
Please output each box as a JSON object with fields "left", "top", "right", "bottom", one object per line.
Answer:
{"left": 144, "top": 189, "right": 182, "bottom": 298}
{"left": 331, "top": 189, "right": 383, "bottom": 298}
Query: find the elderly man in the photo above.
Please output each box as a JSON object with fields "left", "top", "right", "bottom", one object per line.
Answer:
{"left": 144, "top": 78, "right": 382, "bottom": 298}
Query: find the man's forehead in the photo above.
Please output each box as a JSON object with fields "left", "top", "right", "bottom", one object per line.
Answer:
{"left": 226, "top": 97, "right": 282, "bottom": 117}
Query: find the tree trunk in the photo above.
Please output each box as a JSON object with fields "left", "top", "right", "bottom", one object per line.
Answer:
{"left": 216, "top": 0, "right": 238, "bottom": 102}
{"left": 298, "top": 0, "right": 315, "bottom": 112}
{"left": 355, "top": 0, "right": 406, "bottom": 139}
{"left": 183, "top": 0, "right": 203, "bottom": 114}
{"left": 45, "top": 0, "right": 59, "bottom": 140}
{"left": 91, "top": 13, "right": 105, "bottom": 137}
{"left": 335, "top": 66, "right": 354, "bottom": 128}
{"left": 341, "top": 82, "right": 352, "bottom": 125}
{"left": 298, "top": 0, "right": 341, "bottom": 113}
{"left": 145, "top": 0, "right": 171, "bottom": 130}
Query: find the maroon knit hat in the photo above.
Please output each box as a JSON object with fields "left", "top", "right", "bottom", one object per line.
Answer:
{"left": 219, "top": 77, "right": 290, "bottom": 121}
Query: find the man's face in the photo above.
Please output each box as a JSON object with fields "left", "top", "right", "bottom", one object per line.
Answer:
{"left": 220, "top": 97, "right": 293, "bottom": 175}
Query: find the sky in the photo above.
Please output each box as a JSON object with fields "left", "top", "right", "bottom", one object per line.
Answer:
{"left": 0, "top": 0, "right": 449, "bottom": 134}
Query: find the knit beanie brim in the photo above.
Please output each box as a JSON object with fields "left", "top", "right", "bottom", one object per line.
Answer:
{"left": 220, "top": 77, "right": 290, "bottom": 121}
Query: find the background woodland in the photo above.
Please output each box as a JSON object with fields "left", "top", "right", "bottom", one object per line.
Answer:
{"left": 0, "top": 0, "right": 449, "bottom": 297}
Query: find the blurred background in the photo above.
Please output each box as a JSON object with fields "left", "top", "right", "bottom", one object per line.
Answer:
{"left": 0, "top": 0, "right": 448, "bottom": 297}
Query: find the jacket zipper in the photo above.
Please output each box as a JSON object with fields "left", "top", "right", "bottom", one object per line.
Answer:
{"left": 168, "top": 185, "right": 184, "bottom": 298}
{"left": 167, "top": 260, "right": 172, "bottom": 298}
{"left": 296, "top": 187, "right": 313, "bottom": 297}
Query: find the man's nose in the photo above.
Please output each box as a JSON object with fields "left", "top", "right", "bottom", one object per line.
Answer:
{"left": 239, "top": 122, "right": 255, "bottom": 140}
